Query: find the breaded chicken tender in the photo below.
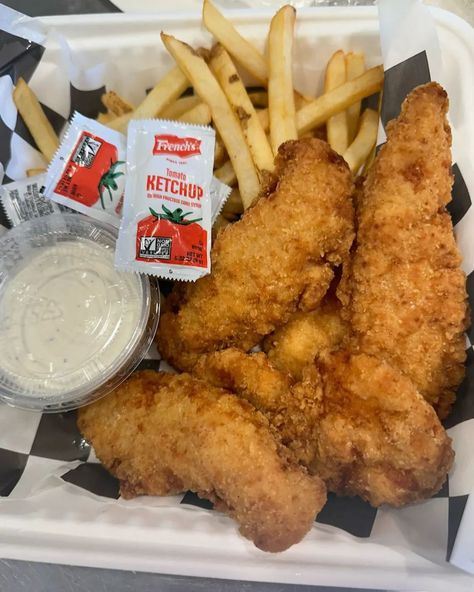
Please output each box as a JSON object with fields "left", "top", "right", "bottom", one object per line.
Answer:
{"left": 194, "top": 348, "right": 454, "bottom": 506}
{"left": 262, "top": 296, "right": 348, "bottom": 380}
{"left": 194, "top": 349, "right": 319, "bottom": 467}
{"left": 78, "top": 371, "right": 326, "bottom": 552}
{"left": 313, "top": 351, "right": 454, "bottom": 506}
{"left": 158, "top": 138, "right": 354, "bottom": 371}
{"left": 344, "top": 83, "right": 468, "bottom": 418}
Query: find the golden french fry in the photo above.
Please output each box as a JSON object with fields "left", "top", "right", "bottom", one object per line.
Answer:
{"left": 160, "top": 95, "right": 202, "bottom": 119}
{"left": 97, "top": 111, "right": 116, "bottom": 124}
{"left": 250, "top": 91, "right": 305, "bottom": 110}
{"left": 222, "top": 187, "right": 243, "bottom": 219}
{"left": 214, "top": 136, "right": 227, "bottom": 168}
{"left": 26, "top": 167, "right": 46, "bottom": 177}
{"left": 210, "top": 44, "right": 274, "bottom": 173}
{"left": 161, "top": 33, "right": 260, "bottom": 209}
{"left": 362, "top": 143, "right": 376, "bottom": 175}
{"left": 108, "top": 66, "right": 189, "bottom": 133}
{"left": 214, "top": 160, "right": 237, "bottom": 186}
{"left": 177, "top": 102, "right": 212, "bottom": 125}
{"left": 248, "top": 91, "right": 268, "bottom": 108}
{"left": 343, "top": 108, "right": 379, "bottom": 174}
{"left": 345, "top": 52, "right": 366, "bottom": 143}
{"left": 257, "top": 108, "right": 269, "bottom": 132}
{"left": 13, "top": 78, "right": 59, "bottom": 162}
{"left": 325, "top": 50, "right": 349, "bottom": 155}
{"left": 361, "top": 91, "right": 382, "bottom": 175}
{"left": 202, "top": 0, "right": 267, "bottom": 84}
{"left": 294, "top": 91, "right": 313, "bottom": 110}
{"left": 296, "top": 65, "right": 384, "bottom": 135}
{"left": 101, "top": 91, "right": 134, "bottom": 116}
{"left": 268, "top": 5, "right": 298, "bottom": 154}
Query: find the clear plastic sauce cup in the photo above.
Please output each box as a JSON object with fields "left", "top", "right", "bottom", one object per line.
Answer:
{"left": 0, "top": 213, "right": 160, "bottom": 412}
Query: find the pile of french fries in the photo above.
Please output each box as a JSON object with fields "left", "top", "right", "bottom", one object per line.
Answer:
{"left": 12, "top": 0, "right": 383, "bottom": 225}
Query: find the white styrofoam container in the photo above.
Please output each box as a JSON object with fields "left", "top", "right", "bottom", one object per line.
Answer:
{"left": 1, "top": 6, "right": 474, "bottom": 591}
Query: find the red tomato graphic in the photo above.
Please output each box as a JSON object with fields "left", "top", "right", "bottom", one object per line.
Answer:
{"left": 54, "top": 132, "right": 124, "bottom": 209}
{"left": 136, "top": 207, "right": 207, "bottom": 268}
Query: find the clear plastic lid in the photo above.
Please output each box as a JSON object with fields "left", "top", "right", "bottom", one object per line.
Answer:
{"left": 0, "top": 213, "right": 159, "bottom": 412}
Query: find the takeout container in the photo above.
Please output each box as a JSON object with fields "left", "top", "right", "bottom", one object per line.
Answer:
{"left": 0, "top": 214, "right": 160, "bottom": 412}
{"left": 0, "top": 3, "right": 473, "bottom": 591}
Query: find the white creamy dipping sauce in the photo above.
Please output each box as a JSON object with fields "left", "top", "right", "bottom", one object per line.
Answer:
{"left": 0, "top": 239, "right": 143, "bottom": 397}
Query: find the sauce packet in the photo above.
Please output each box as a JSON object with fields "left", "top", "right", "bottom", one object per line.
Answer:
{"left": 45, "top": 112, "right": 126, "bottom": 228}
{"left": 115, "top": 120, "right": 216, "bottom": 281}
{"left": 0, "top": 174, "right": 71, "bottom": 226}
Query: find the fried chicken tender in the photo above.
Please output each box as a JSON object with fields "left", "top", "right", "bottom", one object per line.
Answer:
{"left": 193, "top": 349, "right": 320, "bottom": 467}
{"left": 344, "top": 83, "right": 468, "bottom": 418}
{"left": 262, "top": 296, "right": 348, "bottom": 380}
{"left": 314, "top": 352, "right": 454, "bottom": 506}
{"left": 78, "top": 371, "right": 326, "bottom": 552}
{"left": 194, "top": 348, "right": 454, "bottom": 506}
{"left": 158, "top": 138, "right": 354, "bottom": 371}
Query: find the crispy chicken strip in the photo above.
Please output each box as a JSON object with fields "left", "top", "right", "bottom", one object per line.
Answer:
{"left": 193, "top": 349, "right": 319, "bottom": 467}
{"left": 313, "top": 351, "right": 454, "bottom": 506}
{"left": 262, "top": 296, "right": 348, "bottom": 380}
{"left": 344, "top": 82, "right": 468, "bottom": 418}
{"left": 78, "top": 371, "right": 326, "bottom": 552}
{"left": 194, "top": 348, "right": 454, "bottom": 506}
{"left": 158, "top": 138, "right": 354, "bottom": 371}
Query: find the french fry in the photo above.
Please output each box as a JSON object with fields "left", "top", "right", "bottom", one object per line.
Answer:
{"left": 177, "top": 102, "right": 212, "bottom": 125}
{"left": 325, "top": 51, "right": 349, "bottom": 155}
{"left": 13, "top": 78, "right": 59, "bottom": 162}
{"left": 97, "top": 111, "right": 116, "bottom": 124}
{"left": 161, "top": 33, "right": 260, "bottom": 209}
{"left": 214, "top": 136, "right": 227, "bottom": 168}
{"left": 296, "top": 65, "right": 384, "bottom": 135}
{"left": 362, "top": 143, "right": 376, "bottom": 176}
{"left": 268, "top": 5, "right": 298, "bottom": 154}
{"left": 108, "top": 66, "right": 189, "bottom": 133}
{"left": 345, "top": 52, "right": 366, "bottom": 143}
{"left": 26, "top": 168, "right": 46, "bottom": 177}
{"left": 210, "top": 43, "right": 274, "bottom": 173}
{"left": 214, "top": 160, "right": 237, "bottom": 186}
{"left": 248, "top": 91, "right": 268, "bottom": 108}
{"left": 101, "top": 91, "right": 134, "bottom": 116}
{"left": 294, "top": 91, "right": 312, "bottom": 110}
{"left": 160, "top": 95, "right": 202, "bottom": 119}
{"left": 343, "top": 108, "right": 379, "bottom": 174}
{"left": 257, "top": 108, "right": 269, "bottom": 132}
{"left": 361, "top": 91, "right": 382, "bottom": 175}
{"left": 202, "top": 0, "right": 267, "bottom": 84}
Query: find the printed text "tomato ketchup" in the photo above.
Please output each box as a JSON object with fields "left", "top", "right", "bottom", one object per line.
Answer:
{"left": 146, "top": 175, "right": 204, "bottom": 199}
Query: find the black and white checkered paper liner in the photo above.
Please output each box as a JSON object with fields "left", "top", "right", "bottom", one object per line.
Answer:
{"left": 0, "top": 0, "right": 473, "bottom": 576}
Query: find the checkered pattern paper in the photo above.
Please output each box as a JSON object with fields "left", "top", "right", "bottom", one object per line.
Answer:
{"left": 0, "top": 0, "right": 473, "bottom": 577}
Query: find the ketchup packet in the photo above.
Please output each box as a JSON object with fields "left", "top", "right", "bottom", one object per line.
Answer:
{"left": 0, "top": 174, "right": 71, "bottom": 226}
{"left": 115, "top": 120, "right": 215, "bottom": 281}
{"left": 45, "top": 112, "right": 126, "bottom": 228}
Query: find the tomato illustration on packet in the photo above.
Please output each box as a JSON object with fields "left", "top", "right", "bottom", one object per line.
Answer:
{"left": 136, "top": 205, "right": 207, "bottom": 268}
{"left": 45, "top": 112, "right": 126, "bottom": 228}
{"left": 54, "top": 133, "right": 124, "bottom": 209}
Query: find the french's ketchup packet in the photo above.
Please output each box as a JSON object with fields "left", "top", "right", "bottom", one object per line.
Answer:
{"left": 115, "top": 120, "right": 215, "bottom": 281}
{"left": 45, "top": 112, "right": 126, "bottom": 228}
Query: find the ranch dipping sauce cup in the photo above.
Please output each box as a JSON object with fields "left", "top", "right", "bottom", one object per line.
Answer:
{"left": 0, "top": 213, "right": 159, "bottom": 412}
